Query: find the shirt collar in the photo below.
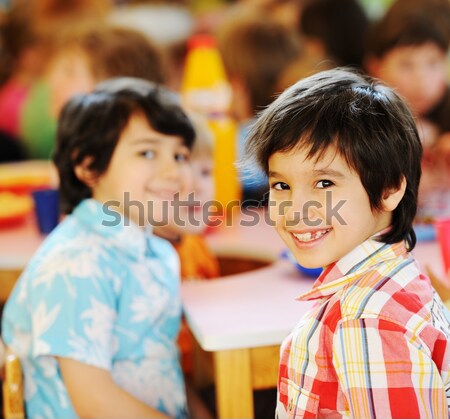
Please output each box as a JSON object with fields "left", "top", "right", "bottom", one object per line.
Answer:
{"left": 297, "top": 234, "right": 409, "bottom": 301}
{"left": 72, "top": 199, "right": 155, "bottom": 260}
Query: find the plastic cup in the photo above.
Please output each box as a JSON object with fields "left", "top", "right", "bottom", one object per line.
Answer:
{"left": 31, "top": 188, "right": 60, "bottom": 234}
{"left": 435, "top": 218, "right": 450, "bottom": 275}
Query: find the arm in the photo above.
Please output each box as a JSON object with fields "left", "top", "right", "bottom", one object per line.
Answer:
{"left": 333, "top": 318, "right": 448, "bottom": 418}
{"left": 185, "top": 379, "right": 213, "bottom": 419}
{"left": 58, "top": 357, "right": 170, "bottom": 419}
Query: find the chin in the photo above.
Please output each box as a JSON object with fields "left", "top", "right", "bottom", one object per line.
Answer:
{"left": 184, "top": 224, "right": 207, "bottom": 235}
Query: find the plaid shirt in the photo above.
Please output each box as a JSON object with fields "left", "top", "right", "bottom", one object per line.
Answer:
{"left": 277, "top": 237, "right": 450, "bottom": 419}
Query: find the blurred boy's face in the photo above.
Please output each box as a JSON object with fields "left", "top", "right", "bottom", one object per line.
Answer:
{"left": 156, "top": 154, "right": 215, "bottom": 238}
{"left": 268, "top": 144, "right": 400, "bottom": 269}
{"left": 374, "top": 42, "right": 447, "bottom": 116}
{"left": 90, "top": 112, "right": 191, "bottom": 228}
{"left": 47, "top": 48, "right": 96, "bottom": 118}
{"left": 192, "top": 156, "right": 215, "bottom": 211}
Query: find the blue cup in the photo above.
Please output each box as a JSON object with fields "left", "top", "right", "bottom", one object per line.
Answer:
{"left": 32, "top": 188, "right": 60, "bottom": 234}
{"left": 280, "top": 249, "right": 323, "bottom": 278}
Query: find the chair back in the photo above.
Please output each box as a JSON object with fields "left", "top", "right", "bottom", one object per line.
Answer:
{"left": 2, "top": 348, "right": 25, "bottom": 419}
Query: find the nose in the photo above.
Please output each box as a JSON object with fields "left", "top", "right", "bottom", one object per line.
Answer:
{"left": 412, "top": 65, "right": 429, "bottom": 92}
{"left": 160, "top": 155, "right": 181, "bottom": 183}
{"left": 281, "top": 189, "right": 310, "bottom": 225}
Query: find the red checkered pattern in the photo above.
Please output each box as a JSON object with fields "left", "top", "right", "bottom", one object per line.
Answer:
{"left": 276, "top": 238, "right": 450, "bottom": 418}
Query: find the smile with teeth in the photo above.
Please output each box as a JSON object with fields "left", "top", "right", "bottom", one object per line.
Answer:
{"left": 292, "top": 229, "right": 330, "bottom": 242}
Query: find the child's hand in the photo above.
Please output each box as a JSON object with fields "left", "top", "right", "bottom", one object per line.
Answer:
{"left": 426, "top": 265, "right": 450, "bottom": 302}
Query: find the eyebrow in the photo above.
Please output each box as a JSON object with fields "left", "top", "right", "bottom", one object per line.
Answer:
{"left": 268, "top": 168, "right": 345, "bottom": 178}
{"left": 130, "top": 138, "right": 188, "bottom": 149}
{"left": 130, "top": 138, "right": 163, "bottom": 145}
{"left": 312, "top": 168, "right": 345, "bottom": 178}
{"left": 268, "top": 170, "right": 281, "bottom": 178}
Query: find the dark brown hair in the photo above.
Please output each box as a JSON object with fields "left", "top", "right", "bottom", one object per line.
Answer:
{"left": 52, "top": 24, "right": 166, "bottom": 84}
{"left": 299, "top": 0, "right": 369, "bottom": 68}
{"left": 53, "top": 78, "right": 195, "bottom": 214}
{"left": 365, "top": 0, "right": 450, "bottom": 58}
{"left": 244, "top": 68, "right": 422, "bottom": 250}
{"left": 217, "top": 11, "right": 300, "bottom": 113}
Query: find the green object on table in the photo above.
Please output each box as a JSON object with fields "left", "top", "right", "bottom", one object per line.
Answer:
{"left": 20, "top": 80, "right": 57, "bottom": 160}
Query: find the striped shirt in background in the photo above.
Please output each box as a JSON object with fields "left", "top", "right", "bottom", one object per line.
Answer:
{"left": 277, "top": 237, "right": 450, "bottom": 418}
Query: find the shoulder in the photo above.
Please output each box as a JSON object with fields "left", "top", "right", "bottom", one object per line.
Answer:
{"left": 22, "top": 215, "right": 123, "bottom": 288}
{"left": 338, "top": 257, "right": 431, "bottom": 324}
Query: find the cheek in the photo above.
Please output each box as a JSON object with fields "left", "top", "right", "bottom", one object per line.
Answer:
{"left": 338, "top": 197, "right": 369, "bottom": 227}
{"left": 428, "top": 71, "right": 446, "bottom": 93}
{"left": 179, "top": 165, "right": 195, "bottom": 193}
{"left": 381, "top": 64, "right": 409, "bottom": 88}
{"left": 269, "top": 197, "right": 285, "bottom": 227}
{"left": 199, "top": 177, "right": 215, "bottom": 201}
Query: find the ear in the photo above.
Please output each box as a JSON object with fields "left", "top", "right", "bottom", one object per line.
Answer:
{"left": 382, "top": 177, "right": 407, "bottom": 212}
{"left": 365, "top": 55, "right": 382, "bottom": 77}
{"left": 74, "top": 156, "right": 98, "bottom": 188}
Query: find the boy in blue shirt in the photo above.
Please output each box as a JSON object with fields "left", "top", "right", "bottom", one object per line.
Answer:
{"left": 2, "top": 78, "right": 196, "bottom": 418}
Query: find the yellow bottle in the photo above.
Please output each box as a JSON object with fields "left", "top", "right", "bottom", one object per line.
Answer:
{"left": 180, "top": 35, "right": 241, "bottom": 213}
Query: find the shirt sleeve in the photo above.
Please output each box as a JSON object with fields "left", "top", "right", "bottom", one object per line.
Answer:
{"left": 28, "top": 250, "right": 119, "bottom": 371}
{"left": 332, "top": 317, "right": 448, "bottom": 418}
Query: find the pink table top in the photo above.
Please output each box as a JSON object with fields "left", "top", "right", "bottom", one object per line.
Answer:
{"left": 0, "top": 216, "right": 44, "bottom": 269}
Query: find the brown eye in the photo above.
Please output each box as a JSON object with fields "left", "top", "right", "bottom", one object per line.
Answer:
{"left": 272, "top": 182, "right": 289, "bottom": 190}
{"left": 175, "top": 152, "right": 189, "bottom": 162}
{"left": 141, "top": 150, "right": 156, "bottom": 160}
{"left": 316, "top": 180, "right": 334, "bottom": 189}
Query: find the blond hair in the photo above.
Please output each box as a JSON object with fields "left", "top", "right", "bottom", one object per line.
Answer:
{"left": 187, "top": 112, "right": 214, "bottom": 160}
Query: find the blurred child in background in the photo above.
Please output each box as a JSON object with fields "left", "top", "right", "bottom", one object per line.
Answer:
{"left": 298, "top": 0, "right": 369, "bottom": 68}
{"left": 277, "top": 0, "right": 369, "bottom": 91}
{"left": 365, "top": 0, "right": 450, "bottom": 221}
{"left": 0, "top": 0, "right": 110, "bottom": 159}
{"left": 155, "top": 112, "right": 219, "bottom": 380}
{"left": 0, "top": 0, "right": 47, "bottom": 146}
{"left": 217, "top": 10, "right": 300, "bottom": 204}
{"left": 2, "top": 78, "right": 202, "bottom": 419}
{"left": 0, "top": 0, "right": 48, "bottom": 162}
{"left": 156, "top": 112, "right": 219, "bottom": 282}
{"left": 20, "top": 23, "right": 166, "bottom": 160}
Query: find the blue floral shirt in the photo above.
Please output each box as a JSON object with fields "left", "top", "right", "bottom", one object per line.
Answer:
{"left": 2, "top": 199, "right": 187, "bottom": 419}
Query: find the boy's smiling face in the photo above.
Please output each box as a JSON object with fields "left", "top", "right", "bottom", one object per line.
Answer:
{"left": 89, "top": 111, "right": 191, "bottom": 228}
{"left": 268, "top": 144, "right": 398, "bottom": 269}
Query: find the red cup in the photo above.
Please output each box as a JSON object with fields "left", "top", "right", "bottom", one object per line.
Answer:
{"left": 435, "top": 218, "right": 450, "bottom": 275}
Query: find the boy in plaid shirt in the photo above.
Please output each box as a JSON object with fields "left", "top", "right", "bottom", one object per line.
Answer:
{"left": 245, "top": 68, "right": 450, "bottom": 418}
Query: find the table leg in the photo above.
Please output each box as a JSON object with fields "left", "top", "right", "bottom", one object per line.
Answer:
{"left": 214, "top": 349, "right": 254, "bottom": 419}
